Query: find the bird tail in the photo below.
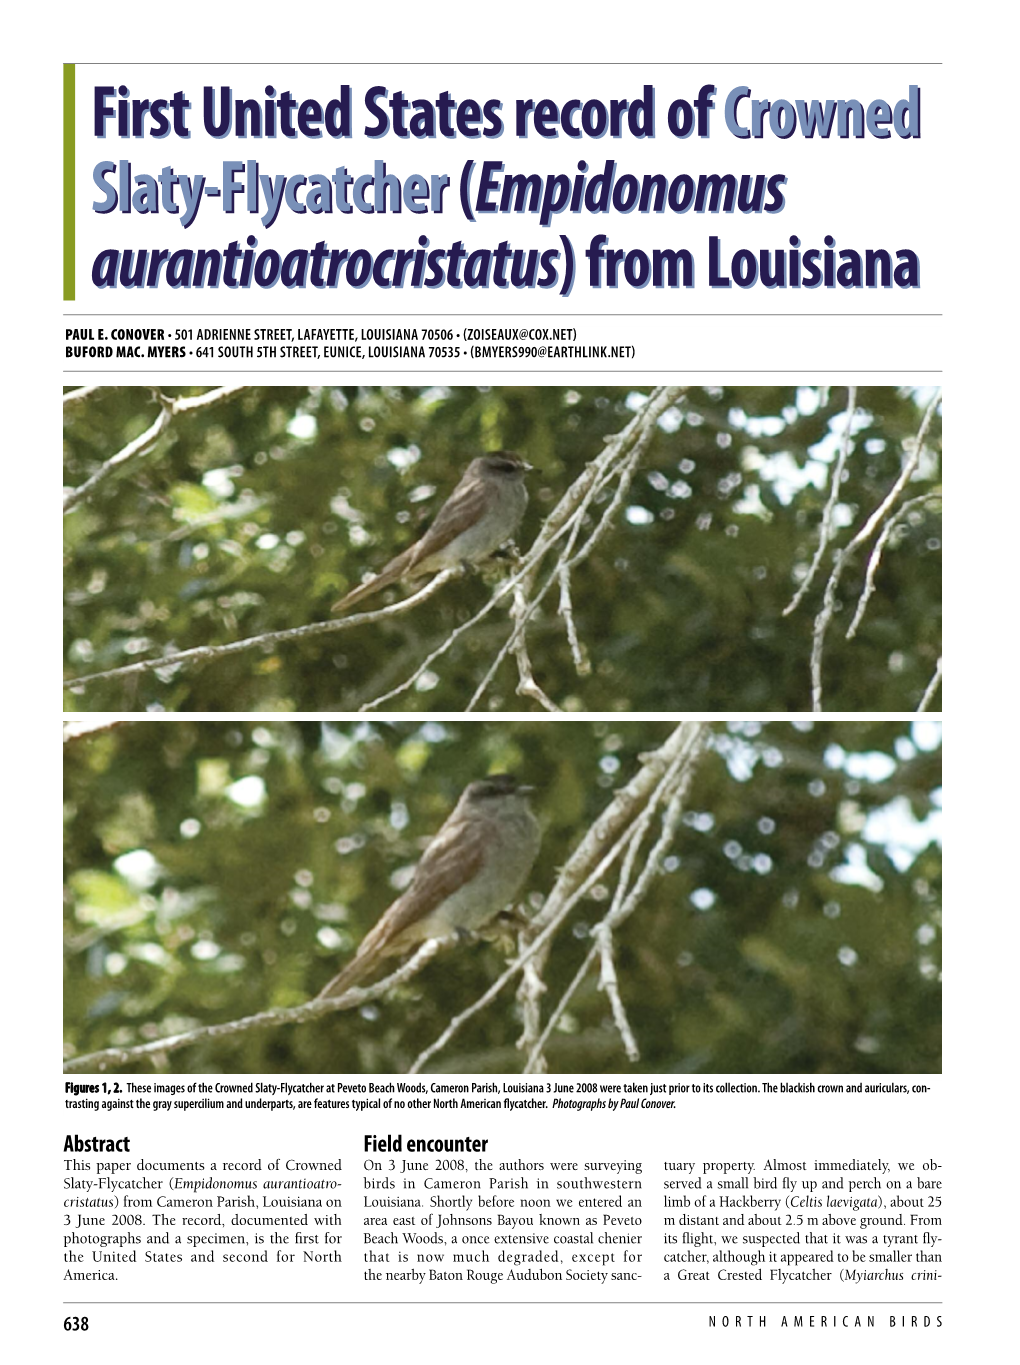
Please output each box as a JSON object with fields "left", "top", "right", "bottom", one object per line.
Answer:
{"left": 331, "top": 546, "right": 419, "bottom": 615}
{"left": 316, "top": 946, "right": 382, "bottom": 1000}
{"left": 330, "top": 569, "right": 396, "bottom": 615}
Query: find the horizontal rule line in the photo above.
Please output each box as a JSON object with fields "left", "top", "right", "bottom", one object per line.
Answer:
{"left": 63, "top": 1300, "right": 944, "bottom": 1305}
{"left": 63, "top": 370, "right": 944, "bottom": 375}
{"left": 64, "top": 313, "right": 944, "bottom": 319}
{"left": 75, "top": 62, "right": 943, "bottom": 67}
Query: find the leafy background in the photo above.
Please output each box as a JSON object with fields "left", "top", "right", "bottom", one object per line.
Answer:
{"left": 63, "top": 385, "right": 941, "bottom": 712}
{"left": 63, "top": 719, "right": 942, "bottom": 1074}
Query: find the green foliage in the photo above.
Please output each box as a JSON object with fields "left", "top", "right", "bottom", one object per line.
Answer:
{"left": 63, "top": 720, "right": 942, "bottom": 1074}
{"left": 63, "top": 385, "right": 941, "bottom": 711}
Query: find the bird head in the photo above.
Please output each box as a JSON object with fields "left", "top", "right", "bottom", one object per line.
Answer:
{"left": 463, "top": 773, "right": 537, "bottom": 804}
{"left": 475, "top": 452, "right": 533, "bottom": 480}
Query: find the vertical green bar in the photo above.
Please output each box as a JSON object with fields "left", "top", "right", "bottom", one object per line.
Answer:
{"left": 63, "top": 63, "right": 75, "bottom": 301}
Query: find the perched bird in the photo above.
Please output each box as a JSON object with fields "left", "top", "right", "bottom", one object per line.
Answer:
{"left": 317, "top": 774, "right": 541, "bottom": 999}
{"left": 331, "top": 453, "right": 532, "bottom": 614}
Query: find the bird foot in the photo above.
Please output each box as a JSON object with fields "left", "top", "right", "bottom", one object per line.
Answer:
{"left": 489, "top": 541, "right": 523, "bottom": 567}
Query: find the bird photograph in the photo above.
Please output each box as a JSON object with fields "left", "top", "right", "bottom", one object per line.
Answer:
{"left": 330, "top": 453, "right": 532, "bottom": 614}
{"left": 62, "top": 384, "right": 941, "bottom": 714}
{"left": 62, "top": 718, "right": 942, "bottom": 1076}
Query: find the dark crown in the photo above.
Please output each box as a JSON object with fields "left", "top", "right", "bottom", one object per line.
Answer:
{"left": 481, "top": 452, "right": 531, "bottom": 477}
{"left": 468, "top": 773, "right": 528, "bottom": 799}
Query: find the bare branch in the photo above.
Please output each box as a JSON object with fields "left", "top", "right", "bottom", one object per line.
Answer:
{"left": 844, "top": 388, "right": 941, "bottom": 552}
{"left": 63, "top": 570, "right": 457, "bottom": 693}
{"left": 917, "top": 657, "right": 943, "bottom": 713}
{"left": 783, "top": 385, "right": 857, "bottom": 616}
{"left": 63, "top": 719, "right": 133, "bottom": 743}
{"left": 557, "top": 564, "right": 590, "bottom": 676}
{"left": 522, "top": 940, "right": 597, "bottom": 1076}
{"left": 596, "top": 928, "right": 640, "bottom": 1062}
{"left": 845, "top": 490, "right": 941, "bottom": 640}
{"left": 62, "top": 937, "right": 451, "bottom": 1073}
{"left": 510, "top": 582, "right": 561, "bottom": 711}
{"left": 63, "top": 384, "right": 107, "bottom": 410}
{"left": 808, "top": 388, "right": 941, "bottom": 711}
{"left": 514, "top": 948, "right": 549, "bottom": 1073}
{"left": 63, "top": 385, "right": 250, "bottom": 514}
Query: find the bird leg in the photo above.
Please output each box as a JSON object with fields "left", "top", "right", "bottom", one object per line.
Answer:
{"left": 475, "top": 904, "right": 532, "bottom": 954}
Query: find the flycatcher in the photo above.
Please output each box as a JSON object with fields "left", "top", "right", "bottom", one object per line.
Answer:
{"left": 317, "top": 774, "right": 541, "bottom": 998}
{"left": 331, "top": 453, "right": 532, "bottom": 613}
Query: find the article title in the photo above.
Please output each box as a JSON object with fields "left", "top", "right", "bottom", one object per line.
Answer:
{"left": 87, "top": 82, "right": 923, "bottom": 295}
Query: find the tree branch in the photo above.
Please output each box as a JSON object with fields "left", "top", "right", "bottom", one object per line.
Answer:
{"left": 63, "top": 719, "right": 134, "bottom": 743}
{"left": 783, "top": 385, "right": 857, "bottom": 616}
{"left": 62, "top": 937, "right": 451, "bottom": 1073}
{"left": 917, "top": 657, "right": 942, "bottom": 713}
{"left": 63, "top": 385, "right": 250, "bottom": 514}
{"left": 63, "top": 384, "right": 107, "bottom": 410}
{"left": 510, "top": 581, "right": 561, "bottom": 711}
{"left": 845, "top": 490, "right": 941, "bottom": 641}
{"left": 63, "top": 570, "right": 457, "bottom": 693}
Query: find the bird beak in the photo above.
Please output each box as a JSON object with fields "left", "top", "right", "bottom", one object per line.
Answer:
{"left": 517, "top": 783, "right": 537, "bottom": 794}
{"left": 521, "top": 461, "right": 535, "bottom": 473}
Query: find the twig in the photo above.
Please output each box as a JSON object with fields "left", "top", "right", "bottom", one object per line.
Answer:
{"left": 510, "top": 583, "right": 560, "bottom": 711}
{"left": 845, "top": 491, "right": 940, "bottom": 640}
{"left": 514, "top": 947, "right": 549, "bottom": 1072}
{"left": 63, "top": 385, "right": 250, "bottom": 514}
{"left": 917, "top": 657, "right": 942, "bottom": 713}
{"left": 62, "top": 937, "right": 451, "bottom": 1073}
{"left": 154, "top": 495, "right": 269, "bottom": 545}
{"left": 783, "top": 385, "right": 857, "bottom": 616}
{"left": 63, "top": 571, "right": 457, "bottom": 693}
{"left": 522, "top": 940, "right": 598, "bottom": 1076}
{"left": 558, "top": 564, "right": 590, "bottom": 676}
{"left": 596, "top": 927, "right": 640, "bottom": 1062}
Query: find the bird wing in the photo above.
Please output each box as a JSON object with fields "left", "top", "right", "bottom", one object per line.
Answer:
{"left": 315, "top": 805, "right": 488, "bottom": 997}
{"left": 402, "top": 467, "right": 489, "bottom": 571}
{"left": 359, "top": 806, "right": 488, "bottom": 952}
